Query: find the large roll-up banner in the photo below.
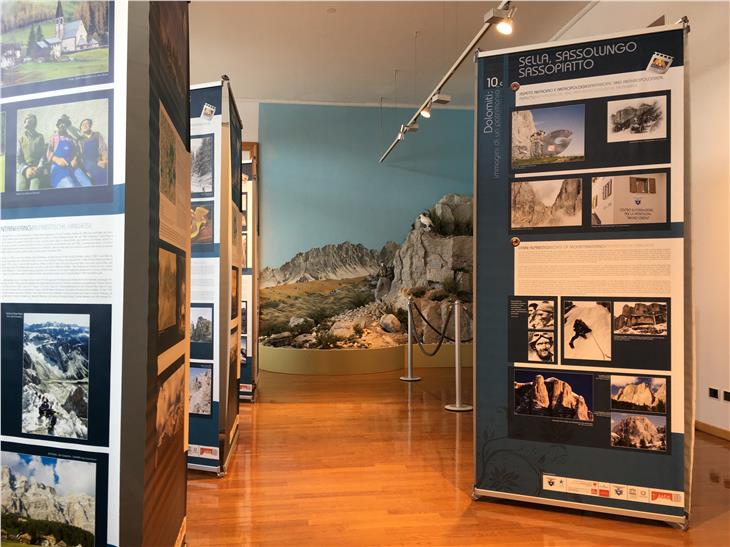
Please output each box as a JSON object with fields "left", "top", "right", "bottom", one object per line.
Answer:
{"left": 474, "top": 24, "right": 692, "bottom": 525}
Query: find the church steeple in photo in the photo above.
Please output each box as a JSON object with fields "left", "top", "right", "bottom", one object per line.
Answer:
{"left": 55, "top": 0, "right": 65, "bottom": 41}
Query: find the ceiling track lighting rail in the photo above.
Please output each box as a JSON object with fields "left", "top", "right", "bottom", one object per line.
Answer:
{"left": 379, "top": 1, "right": 516, "bottom": 163}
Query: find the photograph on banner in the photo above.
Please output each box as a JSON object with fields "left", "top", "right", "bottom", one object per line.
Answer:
{"left": 511, "top": 103, "right": 585, "bottom": 169}
{"left": 154, "top": 357, "right": 185, "bottom": 469}
{"left": 189, "top": 362, "right": 213, "bottom": 416}
{"left": 0, "top": 0, "right": 113, "bottom": 97}
{"left": 241, "top": 232, "right": 248, "bottom": 269}
{"left": 610, "top": 411, "right": 667, "bottom": 452}
{"left": 241, "top": 161, "right": 252, "bottom": 183}
{"left": 150, "top": 1, "right": 189, "bottom": 143}
{"left": 1, "top": 90, "right": 114, "bottom": 211}
{"left": 241, "top": 192, "right": 248, "bottom": 232}
{"left": 231, "top": 267, "right": 239, "bottom": 319}
{"left": 191, "top": 199, "right": 214, "bottom": 249}
{"left": 241, "top": 301, "right": 247, "bottom": 334}
{"left": 1, "top": 112, "right": 5, "bottom": 191}
{"left": 610, "top": 374, "right": 668, "bottom": 414}
{"left": 227, "top": 331, "right": 239, "bottom": 427}
{"left": 511, "top": 178, "right": 582, "bottom": 229}
{"left": 190, "top": 134, "right": 214, "bottom": 197}
{"left": 507, "top": 297, "right": 557, "bottom": 364}
{"left": 607, "top": 95, "right": 667, "bottom": 143}
{"left": 229, "top": 92, "right": 242, "bottom": 211}
{"left": 240, "top": 335, "right": 248, "bottom": 363}
{"left": 190, "top": 303, "right": 213, "bottom": 360}
{"left": 562, "top": 299, "right": 612, "bottom": 363}
{"left": 158, "top": 242, "right": 186, "bottom": 354}
{"left": 612, "top": 299, "right": 671, "bottom": 371}
{"left": 0, "top": 303, "right": 112, "bottom": 446}
{"left": 0, "top": 441, "right": 109, "bottom": 547}
{"left": 591, "top": 172, "right": 668, "bottom": 227}
{"left": 514, "top": 368, "right": 594, "bottom": 422}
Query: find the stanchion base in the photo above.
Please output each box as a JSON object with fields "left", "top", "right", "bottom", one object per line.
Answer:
{"left": 445, "top": 404, "right": 473, "bottom": 412}
{"left": 400, "top": 376, "right": 421, "bottom": 382}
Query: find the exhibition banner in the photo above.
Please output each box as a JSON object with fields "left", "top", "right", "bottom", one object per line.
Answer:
{"left": 474, "top": 25, "right": 692, "bottom": 525}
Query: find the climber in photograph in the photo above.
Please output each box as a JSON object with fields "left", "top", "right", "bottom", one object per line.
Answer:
{"left": 528, "top": 331, "right": 554, "bottom": 363}
{"left": 569, "top": 318, "right": 592, "bottom": 349}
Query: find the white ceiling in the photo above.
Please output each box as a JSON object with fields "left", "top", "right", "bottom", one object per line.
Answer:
{"left": 189, "top": 1, "right": 589, "bottom": 108}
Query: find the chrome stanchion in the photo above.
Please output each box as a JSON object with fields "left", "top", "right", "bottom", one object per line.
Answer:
{"left": 400, "top": 297, "right": 421, "bottom": 382}
{"left": 446, "top": 300, "right": 472, "bottom": 412}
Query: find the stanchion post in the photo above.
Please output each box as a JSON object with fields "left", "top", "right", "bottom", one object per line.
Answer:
{"left": 446, "top": 300, "right": 472, "bottom": 412}
{"left": 401, "top": 297, "right": 421, "bottom": 382}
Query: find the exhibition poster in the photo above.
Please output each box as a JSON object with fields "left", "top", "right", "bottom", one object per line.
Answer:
{"left": 0, "top": 1, "right": 125, "bottom": 545}
{"left": 188, "top": 83, "right": 224, "bottom": 471}
{"left": 474, "top": 25, "right": 692, "bottom": 524}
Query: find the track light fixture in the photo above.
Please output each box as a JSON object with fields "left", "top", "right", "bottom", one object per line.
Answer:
{"left": 420, "top": 102, "right": 432, "bottom": 119}
{"left": 431, "top": 93, "right": 452, "bottom": 105}
{"left": 485, "top": 5, "right": 516, "bottom": 36}
{"left": 397, "top": 124, "right": 407, "bottom": 141}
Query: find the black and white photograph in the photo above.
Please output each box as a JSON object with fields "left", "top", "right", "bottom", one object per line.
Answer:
{"left": 158, "top": 243, "right": 186, "bottom": 353}
{"left": 15, "top": 96, "right": 110, "bottom": 191}
{"left": 591, "top": 173, "right": 668, "bottom": 226}
{"left": 527, "top": 331, "right": 555, "bottom": 363}
{"left": 511, "top": 104, "right": 585, "bottom": 168}
{"left": 240, "top": 335, "right": 248, "bottom": 364}
{"left": 155, "top": 360, "right": 185, "bottom": 469}
{"left": 241, "top": 192, "right": 248, "bottom": 232}
{"left": 242, "top": 232, "right": 248, "bottom": 270}
{"left": 614, "top": 301, "right": 668, "bottom": 336}
{"left": 191, "top": 200, "right": 214, "bottom": 245}
{"left": 241, "top": 301, "right": 248, "bottom": 335}
{"left": 511, "top": 178, "right": 582, "bottom": 229}
{"left": 611, "top": 375, "right": 667, "bottom": 414}
{"left": 514, "top": 369, "right": 594, "bottom": 422}
{"left": 563, "top": 300, "right": 612, "bottom": 361}
{"left": 159, "top": 102, "right": 178, "bottom": 204}
{"left": 190, "top": 134, "right": 214, "bottom": 197}
{"left": 527, "top": 300, "right": 554, "bottom": 330}
{"left": 190, "top": 305, "right": 213, "bottom": 344}
{"left": 1, "top": 0, "right": 113, "bottom": 97}
{"left": 231, "top": 267, "right": 239, "bottom": 320}
{"left": 610, "top": 411, "right": 667, "bottom": 452}
{"left": 607, "top": 95, "right": 667, "bottom": 143}
{"left": 22, "top": 312, "right": 89, "bottom": 440}
{"left": 189, "top": 362, "right": 212, "bottom": 416}
{"left": 1, "top": 449, "right": 97, "bottom": 547}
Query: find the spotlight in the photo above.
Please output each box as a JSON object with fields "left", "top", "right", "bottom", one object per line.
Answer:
{"left": 496, "top": 18, "right": 513, "bottom": 35}
{"left": 485, "top": 5, "right": 516, "bottom": 35}
{"left": 408, "top": 121, "right": 419, "bottom": 132}
{"left": 431, "top": 93, "right": 451, "bottom": 105}
{"left": 397, "top": 124, "right": 407, "bottom": 141}
{"left": 420, "top": 103, "right": 432, "bottom": 119}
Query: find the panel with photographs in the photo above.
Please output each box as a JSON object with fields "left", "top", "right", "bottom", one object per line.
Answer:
{"left": 0, "top": 1, "right": 114, "bottom": 98}
{"left": 241, "top": 301, "right": 248, "bottom": 335}
{"left": 190, "top": 133, "right": 214, "bottom": 198}
{"left": 191, "top": 199, "right": 214, "bottom": 250}
{"left": 1, "top": 89, "right": 114, "bottom": 212}
{"left": 0, "top": 441, "right": 109, "bottom": 547}
{"left": 240, "top": 335, "right": 248, "bottom": 365}
{"left": 158, "top": 241, "right": 186, "bottom": 353}
{"left": 508, "top": 297, "right": 557, "bottom": 365}
{"left": 189, "top": 361, "right": 213, "bottom": 416}
{"left": 1, "top": 303, "right": 112, "bottom": 446}
{"left": 231, "top": 266, "right": 239, "bottom": 320}
{"left": 227, "top": 331, "right": 239, "bottom": 428}
{"left": 190, "top": 303, "right": 214, "bottom": 360}
{"left": 510, "top": 168, "right": 670, "bottom": 235}
{"left": 510, "top": 92, "right": 670, "bottom": 175}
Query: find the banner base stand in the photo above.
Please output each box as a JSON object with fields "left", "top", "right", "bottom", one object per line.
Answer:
{"left": 472, "top": 487, "right": 688, "bottom": 528}
{"left": 400, "top": 375, "right": 421, "bottom": 382}
{"left": 187, "top": 463, "right": 221, "bottom": 474}
{"left": 445, "top": 404, "right": 473, "bottom": 412}
{"left": 221, "top": 426, "right": 240, "bottom": 474}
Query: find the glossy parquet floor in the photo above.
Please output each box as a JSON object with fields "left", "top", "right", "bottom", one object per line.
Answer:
{"left": 187, "top": 369, "right": 730, "bottom": 546}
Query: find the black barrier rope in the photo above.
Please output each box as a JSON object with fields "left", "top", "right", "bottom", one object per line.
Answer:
{"left": 410, "top": 299, "right": 474, "bottom": 344}
{"left": 409, "top": 301, "right": 453, "bottom": 357}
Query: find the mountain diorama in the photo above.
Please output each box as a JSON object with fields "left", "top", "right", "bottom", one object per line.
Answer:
{"left": 514, "top": 373, "right": 593, "bottom": 421}
{"left": 1, "top": 464, "right": 95, "bottom": 546}
{"left": 259, "top": 194, "right": 473, "bottom": 350}
{"left": 611, "top": 414, "right": 667, "bottom": 451}
{"left": 22, "top": 318, "right": 90, "bottom": 440}
{"left": 612, "top": 378, "right": 667, "bottom": 413}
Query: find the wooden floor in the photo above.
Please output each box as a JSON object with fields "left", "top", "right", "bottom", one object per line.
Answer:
{"left": 187, "top": 369, "right": 730, "bottom": 546}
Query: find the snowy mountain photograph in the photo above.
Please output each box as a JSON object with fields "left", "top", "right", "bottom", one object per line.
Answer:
{"left": 1, "top": 450, "right": 95, "bottom": 546}
{"left": 563, "top": 300, "right": 612, "bottom": 361}
{"left": 191, "top": 134, "right": 214, "bottom": 196}
{"left": 189, "top": 364, "right": 212, "bottom": 415}
{"left": 22, "top": 313, "right": 90, "bottom": 440}
{"left": 611, "top": 412, "right": 667, "bottom": 451}
{"left": 611, "top": 375, "right": 667, "bottom": 413}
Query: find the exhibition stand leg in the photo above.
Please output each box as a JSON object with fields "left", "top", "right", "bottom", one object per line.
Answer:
{"left": 400, "top": 298, "right": 421, "bottom": 382}
{"left": 445, "top": 301, "right": 472, "bottom": 412}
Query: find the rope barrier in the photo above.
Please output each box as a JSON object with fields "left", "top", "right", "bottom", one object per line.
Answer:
{"left": 409, "top": 301, "right": 453, "bottom": 357}
{"left": 410, "top": 299, "right": 474, "bottom": 344}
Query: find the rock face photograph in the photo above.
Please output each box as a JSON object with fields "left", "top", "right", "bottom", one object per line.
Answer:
{"left": 613, "top": 301, "right": 668, "bottom": 336}
{"left": 189, "top": 365, "right": 212, "bottom": 415}
{"left": 563, "top": 300, "right": 612, "bottom": 361}
{"left": 511, "top": 178, "right": 582, "bottom": 228}
{"left": 611, "top": 376, "right": 667, "bottom": 413}
{"left": 1, "top": 450, "right": 95, "bottom": 547}
{"left": 514, "top": 370, "right": 593, "bottom": 421}
{"left": 22, "top": 313, "right": 90, "bottom": 440}
{"left": 511, "top": 104, "right": 585, "bottom": 168}
{"left": 190, "top": 134, "right": 214, "bottom": 196}
{"left": 258, "top": 194, "right": 473, "bottom": 350}
{"left": 611, "top": 412, "right": 667, "bottom": 451}
{"left": 190, "top": 306, "right": 213, "bottom": 343}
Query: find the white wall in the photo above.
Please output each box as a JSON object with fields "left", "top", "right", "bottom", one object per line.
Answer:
{"left": 237, "top": 100, "right": 260, "bottom": 142}
{"left": 561, "top": 1, "right": 730, "bottom": 432}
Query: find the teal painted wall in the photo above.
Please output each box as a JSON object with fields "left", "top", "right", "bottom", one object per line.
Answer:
{"left": 258, "top": 103, "right": 474, "bottom": 268}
